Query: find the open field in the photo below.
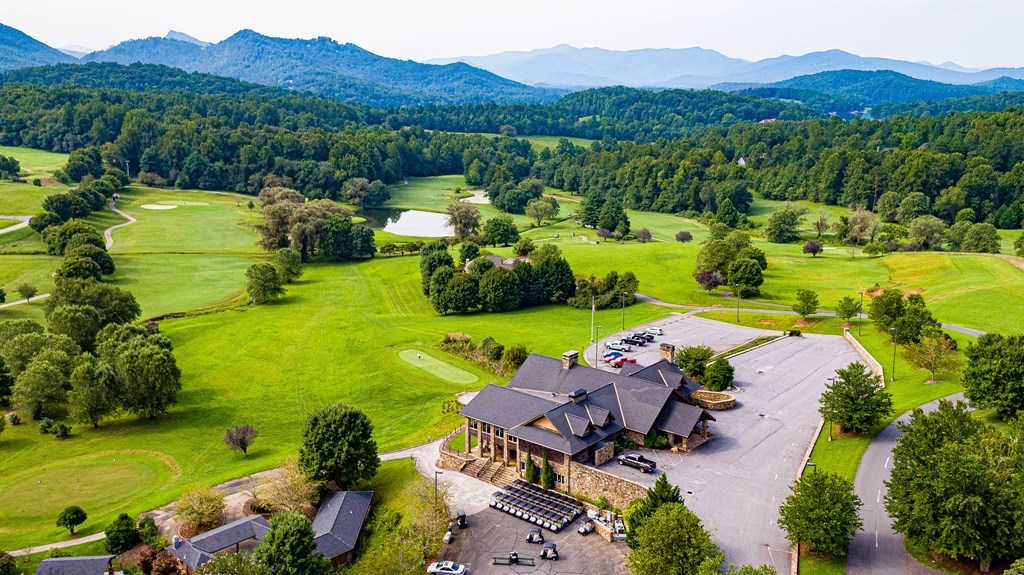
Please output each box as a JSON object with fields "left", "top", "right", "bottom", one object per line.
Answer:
{"left": 0, "top": 146, "right": 70, "bottom": 215}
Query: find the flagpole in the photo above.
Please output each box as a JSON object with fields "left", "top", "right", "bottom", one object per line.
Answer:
{"left": 590, "top": 296, "right": 596, "bottom": 364}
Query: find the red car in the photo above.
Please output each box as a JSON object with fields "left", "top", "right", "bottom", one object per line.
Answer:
{"left": 610, "top": 356, "right": 637, "bottom": 368}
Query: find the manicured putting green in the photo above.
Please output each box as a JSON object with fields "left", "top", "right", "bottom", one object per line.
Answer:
{"left": 0, "top": 451, "right": 177, "bottom": 529}
{"left": 157, "top": 200, "right": 210, "bottom": 206}
{"left": 398, "top": 349, "right": 479, "bottom": 384}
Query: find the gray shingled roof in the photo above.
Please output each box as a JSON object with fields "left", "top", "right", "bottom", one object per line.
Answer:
{"left": 37, "top": 556, "right": 113, "bottom": 575}
{"left": 312, "top": 490, "right": 372, "bottom": 559}
{"left": 654, "top": 400, "right": 714, "bottom": 437}
{"left": 168, "top": 515, "right": 270, "bottom": 569}
{"left": 621, "top": 359, "right": 702, "bottom": 396}
{"left": 460, "top": 384, "right": 561, "bottom": 429}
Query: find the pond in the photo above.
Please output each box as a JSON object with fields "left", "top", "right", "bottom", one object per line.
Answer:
{"left": 360, "top": 208, "right": 453, "bottom": 237}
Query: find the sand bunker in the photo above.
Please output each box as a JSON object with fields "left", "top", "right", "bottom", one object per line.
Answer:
{"left": 140, "top": 204, "right": 177, "bottom": 210}
{"left": 158, "top": 200, "right": 210, "bottom": 206}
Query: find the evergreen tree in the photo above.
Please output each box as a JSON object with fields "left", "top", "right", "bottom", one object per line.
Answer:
{"left": 540, "top": 452, "right": 554, "bottom": 489}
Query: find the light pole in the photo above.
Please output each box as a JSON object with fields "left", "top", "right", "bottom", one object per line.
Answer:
{"left": 620, "top": 292, "right": 625, "bottom": 330}
{"left": 857, "top": 292, "right": 864, "bottom": 336}
{"left": 826, "top": 377, "right": 836, "bottom": 441}
{"left": 734, "top": 283, "right": 740, "bottom": 323}
{"left": 889, "top": 327, "right": 898, "bottom": 382}
{"left": 434, "top": 470, "right": 443, "bottom": 510}
{"left": 595, "top": 325, "right": 603, "bottom": 367}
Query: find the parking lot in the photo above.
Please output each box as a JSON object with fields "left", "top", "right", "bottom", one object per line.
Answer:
{"left": 585, "top": 313, "right": 779, "bottom": 370}
{"left": 597, "top": 334, "right": 862, "bottom": 571}
{"left": 455, "top": 507, "right": 626, "bottom": 574}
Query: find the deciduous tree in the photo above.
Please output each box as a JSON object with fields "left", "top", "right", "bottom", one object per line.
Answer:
{"left": 525, "top": 196, "right": 559, "bottom": 226}
{"left": 252, "top": 513, "right": 329, "bottom": 575}
{"left": 224, "top": 425, "right": 259, "bottom": 456}
{"left": 819, "top": 362, "right": 892, "bottom": 433}
{"left": 792, "top": 289, "right": 819, "bottom": 319}
{"left": 176, "top": 486, "right": 226, "bottom": 530}
{"left": 802, "top": 240, "right": 823, "bottom": 257}
{"left": 902, "top": 334, "right": 960, "bottom": 382}
{"left": 298, "top": 402, "right": 379, "bottom": 489}
{"left": 68, "top": 356, "right": 119, "bottom": 427}
{"left": 57, "top": 506, "right": 88, "bottom": 534}
{"left": 694, "top": 270, "right": 723, "bottom": 292}
{"left": 245, "top": 263, "right": 285, "bottom": 305}
{"left": 961, "top": 333, "right": 1024, "bottom": 419}
{"left": 834, "top": 296, "right": 861, "bottom": 323}
{"left": 272, "top": 248, "right": 303, "bottom": 283}
{"left": 445, "top": 201, "right": 482, "bottom": 238}
{"left": 263, "top": 457, "right": 321, "bottom": 513}
{"left": 777, "top": 471, "right": 862, "bottom": 557}
{"left": 704, "top": 357, "right": 735, "bottom": 391}
{"left": 675, "top": 345, "right": 715, "bottom": 377}
{"left": 627, "top": 503, "right": 722, "bottom": 575}
{"left": 481, "top": 215, "right": 520, "bottom": 246}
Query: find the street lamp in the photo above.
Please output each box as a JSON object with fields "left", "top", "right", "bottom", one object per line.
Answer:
{"left": 434, "top": 470, "right": 444, "bottom": 510}
{"left": 595, "top": 325, "right": 603, "bottom": 367}
{"left": 889, "top": 327, "right": 898, "bottom": 382}
{"left": 620, "top": 292, "right": 625, "bottom": 330}
{"left": 857, "top": 292, "right": 864, "bottom": 336}
{"left": 825, "top": 377, "right": 836, "bottom": 441}
{"left": 734, "top": 283, "right": 741, "bottom": 323}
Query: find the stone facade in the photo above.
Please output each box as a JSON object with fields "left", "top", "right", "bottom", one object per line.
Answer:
{"left": 660, "top": 343, "right": 676, "bottom": 362}
{"left": 620, "top": 429, "right": 647, "bottom": 446}
{"left": 437, "top": 451, "right": 472, "bottom": 471}
{"left": 567, "top": 461, "right": 648, "bottom": 511}
{"left": 594, "top": 441, "right": 615, "bottom": 467}
{"left": 690, "top": 390, "right": 736, "bottom": 410}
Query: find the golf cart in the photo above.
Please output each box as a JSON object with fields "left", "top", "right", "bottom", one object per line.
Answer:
{"left": 526, "top": 527, "right": 544, "bottom": 544}
{"left": 541, "top": 543, "right": 558, "bottom": 561}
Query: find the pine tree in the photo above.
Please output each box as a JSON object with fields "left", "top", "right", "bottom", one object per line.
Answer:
{"left": 523, "top": 454, "right": 538, "bottom": 483}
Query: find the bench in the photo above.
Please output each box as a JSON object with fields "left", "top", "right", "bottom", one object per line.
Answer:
{"left": 492, "top": 556, "right": 536, "bottom": 566}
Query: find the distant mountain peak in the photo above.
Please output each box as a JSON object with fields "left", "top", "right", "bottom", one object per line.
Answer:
{"left": 0, "top": 22, "right": 75, "bottom": 70}
{"left": 166, "top": 30, "right": 209, "bottom": 47}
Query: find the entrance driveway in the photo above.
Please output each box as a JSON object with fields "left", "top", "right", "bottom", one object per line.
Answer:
{"left": 456, "top": 507, "right": 626, "bottom": 574}
{"left": 597, "top": 334, "right": 862, "bottom": 572}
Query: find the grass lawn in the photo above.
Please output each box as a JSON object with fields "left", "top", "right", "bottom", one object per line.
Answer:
{"left": 0, "top": 146, "right": 71, "bottom": 215}
{"left": 446, "top": 431, "right": 478, "bottom": 453}
{"left": 398, "top": 349, "right": 479, "bottom": 384}
{"left": 12, "top": 539, "right": 112, "bottom": 575}
{"left": 0, "top": 254, "right": 670, "bottom": 550}
{"left": 0, "top": 253, "right": 61, "bottom": 296}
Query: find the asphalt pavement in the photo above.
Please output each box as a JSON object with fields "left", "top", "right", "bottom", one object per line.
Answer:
{"left": 846, "top": 393, "right": 964, "bottom": 575}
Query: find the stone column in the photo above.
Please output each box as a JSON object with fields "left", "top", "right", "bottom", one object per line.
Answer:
{"left": 464, "top": 417, "right": 471, "bottom": 453}
{"left": 503, "top": 433, "right": 509, "bottom": 466}
{"left": 564, "top": 453, "right": 571, "bottom": 493}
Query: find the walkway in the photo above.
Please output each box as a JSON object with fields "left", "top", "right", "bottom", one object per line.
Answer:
{"left": 0, "top": 215, "right": 31, "bottom": 235}
{"left": 104, "top": 201, "right": 136, "bottom": 250}
{"left": 846, "top": 394, "right": 964, "bottom": 575}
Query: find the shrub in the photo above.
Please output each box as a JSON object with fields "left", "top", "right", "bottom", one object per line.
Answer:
{"left": 175, "top": 486, "right": 226, "bottom": 530}
{"left": 789, "top": 329, "right": 802, "bottom": 337}
{"left": 105, "top": 513, "right": 141, "bottom": 554}
{"left": 703, "top": 358, "right": 735, "bottom": 391}
{"left": 675, "top": 230, "right": 693, "bottom": 243}
{"left": 7, "top": 413, "right": 20, "bottom": 426}
{"left": 694, "top": 270, "right": 723, "bottom": 292}
{"left": 643, "top": 429, "right": 668, "bottom": 449}
{"left": 38, "top": 418, "right": 55, "bottom": 434}
{"left": 50, "top": 422, "right": 72, "bottom": 439}
{"left": 138, "top": 516, "right": 163, "bottom": 546}
{"left": 43, "top": 549, "right": 70, "bottom": 559}
{"left": 614, "top": 437, "right": 639, "bottom": 452}
{"left": 502, "top": 344, "right": 529, "bottom": 373}
{"left": 675, "top": 345, "right": 715, "bottom": 377}
{"left": 0, "top": 551, "right": 15, "bottom": 575}
{"left": 480, "top": 337, "right": 504, "bottom": 361}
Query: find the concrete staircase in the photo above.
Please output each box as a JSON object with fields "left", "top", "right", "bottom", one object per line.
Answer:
{"left": 491, "top": 465, "right": 519, "bottom": 488}
{"left": 462, "top": 458, "right": 487, "bottom": 478}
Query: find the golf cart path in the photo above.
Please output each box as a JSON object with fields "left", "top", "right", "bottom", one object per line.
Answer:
{"left": 635, "top": 294, "right": 983, "bottom": 338}
{"left": 0, "top": 215, "right": 31, "bottom": 235}
{"left": 846, "top": 393, "right": 964, "bottom": 575}
{"left": 104, "top": 201, "right": 136, "bottom": 249}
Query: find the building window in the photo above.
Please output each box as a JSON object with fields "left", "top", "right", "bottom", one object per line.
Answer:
{"left": 555, "top": 473, "right": 565, "bottom": 485}
{"left": 508, "top": 436, "right": 517, "bottom": 443}
{"left": 469, "top": 420, "right": 478, "bottom": 430}
{"left": 494, "top": 427, "right": 504, "bottom": 438}
{"left": 482, "top": 423, "right": 491, "bottom": 434}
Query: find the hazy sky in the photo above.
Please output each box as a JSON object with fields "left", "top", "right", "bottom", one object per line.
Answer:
{"left": 8, "top": 0, "right": 1024, "bottom": 69}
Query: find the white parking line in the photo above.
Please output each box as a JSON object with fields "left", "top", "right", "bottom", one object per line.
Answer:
{"left": 884, "top": 456, "right": 890, "bottom": 469}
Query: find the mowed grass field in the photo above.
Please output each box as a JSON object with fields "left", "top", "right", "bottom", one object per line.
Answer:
{"left": 0, "top": 146, "right": 70, "bottom": 215}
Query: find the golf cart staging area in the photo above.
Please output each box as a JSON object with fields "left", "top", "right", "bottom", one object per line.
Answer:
{"left": 489, "top": 480, "right": 585, "bottom": 532}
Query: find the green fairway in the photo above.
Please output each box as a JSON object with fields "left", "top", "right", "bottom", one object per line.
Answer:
{"left": 0, "top": 451, "right": 177, "bottom": 547}
{"left": 398, "top": 348, "right": 479, "bottom": 384}
{"left": 0, "top": 146, "right": 71, "bottom": 215}
{"left": 0, "top": 253, "right": 61, "bottom": 295}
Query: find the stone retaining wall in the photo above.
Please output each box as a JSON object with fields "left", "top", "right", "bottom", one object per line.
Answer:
{"left": 567, "top": 461, "right": 648, "bottom": 511}
{"left": 690, "top": 390, "right": 736, "bottom": 410}
{"left": 843, "top": 329, "right": 884, "bottom": 381}
{"left": 437, "top": 451, "right": 472, "bottom": 472}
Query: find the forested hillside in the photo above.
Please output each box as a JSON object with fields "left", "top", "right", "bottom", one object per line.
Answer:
{"left": 384, "top": 86, "right": 820, "bottom": 140}
{"left": 0, "top": 23, "right": 75, "bottom": 70}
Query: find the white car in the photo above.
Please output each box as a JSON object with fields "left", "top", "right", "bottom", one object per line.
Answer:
{"left": 605, "top": 340, "right": 632, "bottom": 352}
{"left": 427, "top": 561, "right": 467, "bottom": 575}
{"left": 646, "top": 326, "right": 664, "bottom": 336}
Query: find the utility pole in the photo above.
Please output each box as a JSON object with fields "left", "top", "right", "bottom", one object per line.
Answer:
{"left": 889, "top": 327, "right": 898, "bottom": 382}
{"left": 620, "top": 292, "right": 625, "bottom": 330}
{"left": 434, "top": 470, "right": 443, "bottom": 510}
{"left": 826, "top": 377, "right": 836, "bottom": 441}
{"left": 735, "top": 284, "right": 741, "bottom": 323}
{"left": 595, "top": 325, "right": 603, "bottom": 368}
{"left": 858, "top": 291, "right": 864, "bottom": 336}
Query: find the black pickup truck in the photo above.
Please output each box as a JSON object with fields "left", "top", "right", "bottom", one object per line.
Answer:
{"left": 617, "top": 453, "right": 657, "bottom": 473}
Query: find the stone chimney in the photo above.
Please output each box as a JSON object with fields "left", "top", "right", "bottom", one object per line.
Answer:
{"left": 660, "top": 343, "right": 676, "bottom": 363}
{"left": 172, "top": 535, "right": 180, "bottom": 549}
{"left": 561, "top": 350, "right": 579, "bottom": 370}
{"left": 568, "top": 388, "right": 588, "bottom": 403}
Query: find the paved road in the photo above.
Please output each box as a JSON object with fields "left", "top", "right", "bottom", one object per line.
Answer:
{"left": 846, "top": 394, "right": 964, "bottom": 575}
{"left": 0, "top": 215, "right": 31, "bottom": 235}
{"left": 598, "top": 334, "right": 862, "bottom": 572}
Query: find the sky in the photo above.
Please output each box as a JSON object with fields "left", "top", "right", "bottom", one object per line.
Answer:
{"left": 7, "top": 0, "right": 1024, "bottom": 69}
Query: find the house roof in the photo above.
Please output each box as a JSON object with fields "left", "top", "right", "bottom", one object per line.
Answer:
{"left": 37, "top": 556, "right": 114, "bottom": 575}
{"left": 460, "top": 384, "right": 562, "bottom": 429}
{"left": 619, "top": 359, "right": 701, "bottom": 396}
{"left": 312, "top": 490, "right": 373, "bottom": 559}
{"left": 168, "top": 515, "right": 270, "bottom": 569}
{"left": 654, "top": 400, "right": 715, "bottom": 438}
{"left": 463, "top": 354, "right": 711, "bottom": 456}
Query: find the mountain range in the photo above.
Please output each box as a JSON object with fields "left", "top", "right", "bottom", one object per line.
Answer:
{"left": 0, "top": 23, "right": 75, "bottom": 70}
{"left": 428, "top": 45, "right": 1024, "bottom": 89}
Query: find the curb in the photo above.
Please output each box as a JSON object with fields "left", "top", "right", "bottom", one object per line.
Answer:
{"left": 791, "top": 418, "right": 826, "bottom": 575}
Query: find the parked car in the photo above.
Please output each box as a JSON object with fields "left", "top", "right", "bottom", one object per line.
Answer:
{"left": 605, "top": 340, "right": 632, "bottom": 352}
{"left": 617, "top": 453, "right": 657, "bottom": 473}
{"left": 609, "top": 356, "right": 637, "bottom": 368}
{"left": 633, "top": 332, "right": 655, "bottom": 342}
{"left": 526, "top": 527, "right": 544, "bottom": 544}
{"left": 602, "top": 351, "right": 624, "bottom": 362}
{"left": 427, "top": 561, "right": 467, "bottom": 575}
{"left": 622, "top": 336, "right": 645, "bottom": 346}
{"left": 578, "top": 518, "right": 595, "bottom": 535}
{"left": 646, "top": 326, "right": 664, "bottom": 336}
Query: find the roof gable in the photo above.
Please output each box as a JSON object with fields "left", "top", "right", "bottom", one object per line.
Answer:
{"left": 37, "top": 557, "right": 114, "bottom": 575}
{"left": 312, "top": 490, "right": 373, "bottom": 559}
{"left": 564, "top": 413, "right": 591, "bottom": 437}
